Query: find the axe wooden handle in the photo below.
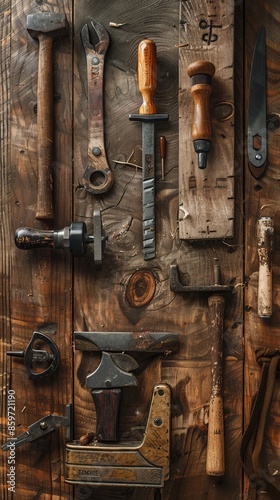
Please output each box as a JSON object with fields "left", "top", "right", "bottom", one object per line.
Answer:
{"left": 138, "top": 39, "right": 157, "bottom": 114}
{"left": 91, "top": 388, "right": 122, "bottom": 442}
{"left": 36, "top": 34, "right": 54, "bottom": 220}
{"left": 206, "top": 294, "right": 225, "bottom": 476}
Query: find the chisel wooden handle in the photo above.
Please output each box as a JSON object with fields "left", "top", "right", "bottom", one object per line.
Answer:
{"left": 206, "top": 294, "right": 225, "bottom": 476}
{"left": 36, "top": 34, "right": 54, "bottom": 220}
{"left": 187, "top": 60, "right": 215, "bottom": 168}
{"left": 91, "top": 388, "right": 122, "bottom": 442}
{"left": 138, "top": 39, "right": 157, "bottom": 114}
{"left": 257, "top": 216, "right": 274, "bottom": 318}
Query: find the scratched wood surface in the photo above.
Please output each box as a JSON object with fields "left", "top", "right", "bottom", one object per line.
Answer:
{"left": 244, "top": 0, "right": 280, "bottom": 498}
{"left": 178, "top": 0, "right": 235, "bottom": 241}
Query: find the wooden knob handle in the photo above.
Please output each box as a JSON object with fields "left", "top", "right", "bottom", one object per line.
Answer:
{"left": 138, "top": 39, "right": 157, "bottom": 114}
{"left": 187, "top": 60, "right": 215, "bottom": 142}
{"left": 257, "top": 216, "right": 274, "bottom": 318}
{"left": 206, "top": 294, "right": 225, "bottom": 476}
{"left": 91, "top": 388, "right": 122, "bottom": 442}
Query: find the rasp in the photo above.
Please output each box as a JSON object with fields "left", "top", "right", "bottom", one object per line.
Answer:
{"left": 248, "top": 26, "right": 267, "bottom": 178}
{"left": 129, "top": 40, "right": 168, "bottom": 260}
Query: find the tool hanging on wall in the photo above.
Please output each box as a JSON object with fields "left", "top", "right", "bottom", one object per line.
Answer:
{"left": 27, "top": 13, "right": 68, "bottom": 221}
{"left": 80, "top": 21, "right": 114, "bottom": 194}
{"left": 14, "top": 210, "right": 106, "bottom": 267}
{"left": 187, "top": 61, "right": 215, "bottom": 169}
{"left": 178, "top": 3, "right": 235, "bottom": 241}
{"left": 74, "top": 331, "right": 178, "bottom": 443}
{"left": 65, "top": 384, "right": 171, "bottom": 488}
{"left": 171, "top": 259, "right": 234, "bottom": 476}
{"left": 2, "top": 404, "right": 73, "bottom": 450}
{"left": 6, "top": 331, "right": 59, "bottom": 380}
{"left": 248, "top": 26, "right": 267, "bottom": 179}
{"left": 257, "top": 216, "right": 274, "bottom": 318}
{"left": 129, "top": 39, "right": 169, "bottom": 260}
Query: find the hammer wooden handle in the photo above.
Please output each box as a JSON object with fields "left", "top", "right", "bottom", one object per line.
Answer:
{"left": 138, "top": 39, "right": 157, "bottom": 114}
{"left": 36, "top": 34, "right": 54, "bottom": 220}
{"left": 91, "top": 388, "right": 122, "bottom": 442}
{"left": 187, "top": 60, "right": 215, "bottom": 142}
{"left": 257, "top": 216, "right": 274, "bottom": 318}
{"left": 206, "top": 294, "right": 225, "bottom": 476}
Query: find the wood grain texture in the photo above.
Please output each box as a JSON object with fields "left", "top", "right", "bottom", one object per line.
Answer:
{"left": 178, "top": 0, "right": 235, "bottom": 240}
{"left": 244, "top": 0, "right": 280, "bottom": 496}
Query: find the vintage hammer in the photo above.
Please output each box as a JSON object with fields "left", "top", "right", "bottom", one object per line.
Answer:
{"left": 27, "top": 13, "right": 68, "bottom": 221}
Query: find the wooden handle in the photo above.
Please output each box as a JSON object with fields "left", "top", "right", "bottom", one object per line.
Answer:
{"left": 91, "top": 388, "right": 122, "bottom": 442}
{"left": 159, "top": 135, "right": 166, "bottom": 159}
{"left": 187, "top": 60, "right": 215, "bottom": 142}
{"left": 257, "top": 216, "right": 274, "bottom": 318}
{"left": 138, "top": 39, "right": 157, "bottom": 114}
{"left": 206, "top": 294, "right": 225, "bottom": 476}
{"left": 35, "top": 34, "right": 54, "bottom": 220}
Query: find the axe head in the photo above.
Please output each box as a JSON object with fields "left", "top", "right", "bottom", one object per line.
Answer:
{"left": 27, "top": 13, "right": 68, "bottom": 39}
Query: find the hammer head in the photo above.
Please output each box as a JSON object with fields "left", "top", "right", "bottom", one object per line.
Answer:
{"left": 27, "top": 13, "right": 68, "bottom": 39}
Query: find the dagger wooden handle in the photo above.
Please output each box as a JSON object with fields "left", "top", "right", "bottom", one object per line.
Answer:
{"left": 187, "top": 60, "right": 215, "bottom": 141}
{"left": 257, "top": 216, "right": 274, "bottom": 318}
{"left": 138, "top": 39, "right": 157, "bottom": 114}
{"left": 91, "top": 388, "right": 122, "bottom": 442}
{"left": 206, "top": 294, "right": 225, "bottom": 476}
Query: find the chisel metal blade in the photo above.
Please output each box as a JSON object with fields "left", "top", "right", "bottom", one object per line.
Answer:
{"left": 248, "top": 26, "right": 267, "bottom": 178}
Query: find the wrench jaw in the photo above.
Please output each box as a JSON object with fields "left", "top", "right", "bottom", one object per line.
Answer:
{"left": 80, "top": 21, "right": 109, "bottom": 56}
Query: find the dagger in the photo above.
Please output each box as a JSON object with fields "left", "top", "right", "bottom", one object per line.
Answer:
{"left": 129, "top": 40, "right": 169, "bottom": 260}
{"left": 248, "top": 26, "right": 267, "bottom": 178}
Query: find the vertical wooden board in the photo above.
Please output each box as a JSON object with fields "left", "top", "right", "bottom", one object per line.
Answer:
{"left": 244, "top": 0, "right": 280, "bottom": 497}
{"left": 3, "top": 0, "right": 73, "bottom": 498}
{"left": 0, "top": 4, "right": 12, "bottom": 499}
{"left": 178, "top": 0, "right": 235, "bottom": 240}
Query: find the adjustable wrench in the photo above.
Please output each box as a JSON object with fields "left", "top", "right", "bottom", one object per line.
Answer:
{"left": 80, "top": 22, "right": 114, "bottom": 194}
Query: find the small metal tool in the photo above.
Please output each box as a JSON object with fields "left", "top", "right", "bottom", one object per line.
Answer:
{"left": 27, "top": 13, "right": 68, "bottom": 220}
{"left": 2, "top": 404, "right": 73, "bottom": 450}
{"left": 6, "top": 331, "right": 59, "bottom": 380}
{"left": 65, "top": 384, "right": 171, "bottom": 488}
{"left": 129, "top": 40, "right": 169, "bottom": 260}
{"left": 14, "top": 209, "right": 106, "bottom": 267}
{"left": 171, "top": 259, "right": 234, "bottom": 476}
{"left": 159, "top": 136, "right": 166, "bottom": 180}
{"left": 80, "top": 22, "right": 114, "bottom": 194}
{"left": 75, "top": 331, "right": 178, "bottom": 443}
{"left": 248, "top": 26, "right": 267, "bottom": 178}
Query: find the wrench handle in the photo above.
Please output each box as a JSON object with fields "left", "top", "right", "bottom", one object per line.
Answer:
{"left": 91, "top": 388, "right": 122, "bottom": 442}
{"left": 15, "top": 227, "right": 55, "bottom": 249}
{"left": 206, "top": 294, "right": 225, "bottom": 476}
{"left": 36, "top": 34, "right": 54, "bottom": 220}
{"left": 138, "top": 39, "right": 157, "bottom": 114}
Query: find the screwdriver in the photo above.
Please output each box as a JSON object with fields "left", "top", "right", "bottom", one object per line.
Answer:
{"left": 160, "top": 136, "right": 166, "bottom": 180}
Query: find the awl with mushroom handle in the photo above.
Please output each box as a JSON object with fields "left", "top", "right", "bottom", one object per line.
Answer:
{"left": 27, "top": 13, "right": 68, "bottom": 220}
{"left": 129, "top": 40, "right": 169, "bottom": 260}
{"left": 187, "top": 60, "right": 215, "bottom": 169}
{"left": 14, "top": 210, "right": 106, "bottom": 267}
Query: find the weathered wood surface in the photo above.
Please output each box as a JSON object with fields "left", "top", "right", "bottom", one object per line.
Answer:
{"left": 244, "top": 0, "right": 280, "bottom": 498}
{"left": 178, "top": 0, "right": 235, "bottom": 240}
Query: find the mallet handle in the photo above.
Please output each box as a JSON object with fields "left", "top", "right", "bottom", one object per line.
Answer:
{"left": 36, "top": 34, "right": 54, "bottom": 220}
{"left": 206, "top": 294, "right": 225, "bottom": 476}
{"left": 138, "top": 39, "right": 157, "bottom": 114}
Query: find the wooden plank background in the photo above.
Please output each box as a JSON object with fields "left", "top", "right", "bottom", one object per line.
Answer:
{"left": 0, "top": 0, "right": 279, "bottom": 499}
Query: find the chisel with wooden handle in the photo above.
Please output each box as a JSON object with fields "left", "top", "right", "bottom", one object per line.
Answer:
{"left": 187, "top": 60, "right": 215, "bottom": 169}
{"left": 129, "top": 40, "right": 168, "bottom": 260}
{"left": 257, "top": 216, "right": 274, "bottom": 318}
